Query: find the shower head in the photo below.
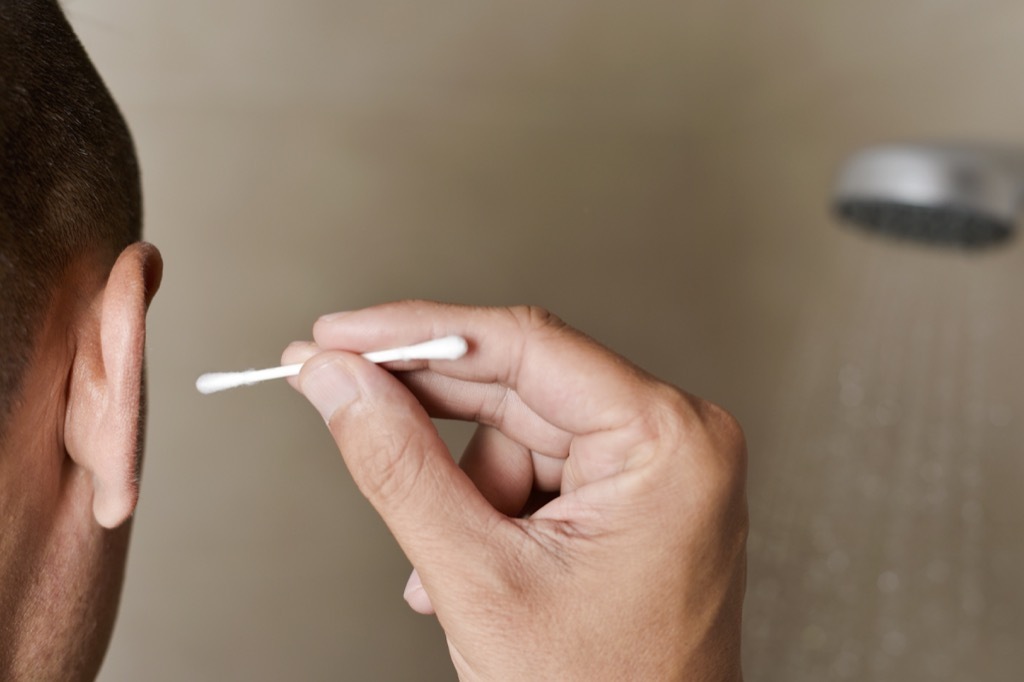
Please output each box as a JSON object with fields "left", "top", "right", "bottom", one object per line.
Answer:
{"left": 832, "top": 143, "right": 1022, "bottom": 248}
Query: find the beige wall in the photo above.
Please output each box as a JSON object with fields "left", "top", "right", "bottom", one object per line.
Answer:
{"left": 67, "top": 1, "right": 1024, "bottom": 679}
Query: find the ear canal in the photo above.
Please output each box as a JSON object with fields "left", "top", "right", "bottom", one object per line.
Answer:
{"left": 65, "top": 242, "right": 163, "bottom": 529}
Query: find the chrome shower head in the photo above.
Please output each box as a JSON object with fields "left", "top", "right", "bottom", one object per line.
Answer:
{"left": 832, "top": 143, "right": 1022, "bottom": 248}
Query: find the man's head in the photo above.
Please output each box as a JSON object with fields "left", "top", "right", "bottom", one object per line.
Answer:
{"left": 0, "top": 1, "right": 161, "bottom": 678}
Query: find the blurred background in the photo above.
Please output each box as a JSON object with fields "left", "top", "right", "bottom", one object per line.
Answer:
{"left": 65, "top": 0, "right": 1024, "bottom": 679}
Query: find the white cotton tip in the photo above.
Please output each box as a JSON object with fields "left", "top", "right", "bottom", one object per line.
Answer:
{"left": 195, "top": 364, "right": 302, "bottom": 395}
{"left": 196, "top": 335, "right": 469, "bottom": 395}
{"left": 361, "top": 334, "right": 469, "bottom": 363}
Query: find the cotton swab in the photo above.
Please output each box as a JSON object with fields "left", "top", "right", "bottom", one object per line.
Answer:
{"left": 196, "top": 335, "right": 468, "bottom": 395}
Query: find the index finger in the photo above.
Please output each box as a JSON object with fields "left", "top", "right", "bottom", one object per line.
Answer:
{"left": 312, "top": 301, "right": 664, "bottom": 437}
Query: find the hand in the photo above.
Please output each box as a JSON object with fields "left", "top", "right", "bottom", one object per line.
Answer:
{"left": 282, "top": 302, "right": 747, "bottom": 681}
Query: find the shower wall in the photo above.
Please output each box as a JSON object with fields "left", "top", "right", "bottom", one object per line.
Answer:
{"left": 63, "top": 1, "right": 1024, "bottom": 679}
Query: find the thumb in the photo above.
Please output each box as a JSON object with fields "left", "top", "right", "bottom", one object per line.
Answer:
{"left": 297, "top": 351, "right": 501, "bottom": 573}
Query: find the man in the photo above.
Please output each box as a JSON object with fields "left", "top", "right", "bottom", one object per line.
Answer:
{"left": 1, "top": 2, "right": 746, "bottom": 679}
{"left": 0, "top": 1, "right": 162, "bottom": 678}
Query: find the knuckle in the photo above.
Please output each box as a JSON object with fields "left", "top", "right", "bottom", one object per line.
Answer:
{"left": 646, "top": 385, "right": 747, "bottom": 495}
{"left": 653, "top": 391, "right": 749, "bottom": 547}
{"left": 478, "top": 385, "right": 515, "bottom": 429}
{"left": 340, "top": 419, "right": 429, "bottom": 506}
{"left": 696, "top": 400, "right": 748, "bottom": 489}
{"left": 700, "top": 401, "right": 748, "bottom": 463}
{"left": 507, "top": 305, "right": 566, "bottom": 335}
{"left": 500, "top": 305, "right": 569, "bottom": 386}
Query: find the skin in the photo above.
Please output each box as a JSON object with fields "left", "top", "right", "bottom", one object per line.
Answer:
{"left": 1, "top": 2, "right": 161, "bottom": 677}
{"left": 2, "top": 2, "right": 743, "bottom": 679}
{"left": 0, "top": 246, "right": 162, "bottom": 680}
{"left": 283, "top": 300, "right": 748, "bottom": 681}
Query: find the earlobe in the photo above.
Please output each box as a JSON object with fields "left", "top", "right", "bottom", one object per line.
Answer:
{"left": 65, "top": 242, "right": 163, "bottom": 529}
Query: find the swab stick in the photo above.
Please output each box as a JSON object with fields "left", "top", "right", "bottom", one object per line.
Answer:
{"left": 196, "top": 335, "right": 468, "bottom": 395}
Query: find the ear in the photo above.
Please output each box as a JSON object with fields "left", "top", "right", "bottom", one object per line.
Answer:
{"left": 65, "top": 242, "right": 163, "bottom": 529}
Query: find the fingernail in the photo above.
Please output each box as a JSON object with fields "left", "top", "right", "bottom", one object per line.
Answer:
{"left": 281, "top": 341, "right": 319, "bottom": 366}
{"left": 300, "top": 358, "right": 360, "bottom": 422}
{"left": 403, "top": 577, "right": 423, "bottom": 602}
{"left": 317, "top": 311, "right": 352, "bottom": 324}
{"left": 403, "top": 570, "right": 431, "bottom": 612}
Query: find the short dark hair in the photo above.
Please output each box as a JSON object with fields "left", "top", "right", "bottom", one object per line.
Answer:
{"left": 0, "top": 0, "right": 141, "bottom": 434}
